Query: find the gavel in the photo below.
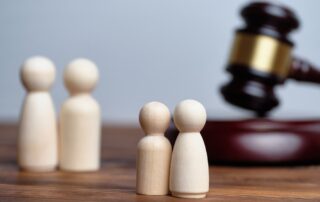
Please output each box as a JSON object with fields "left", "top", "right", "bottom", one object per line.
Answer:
{"left": 221, "top": 1, "right": 320, "bottom": 117}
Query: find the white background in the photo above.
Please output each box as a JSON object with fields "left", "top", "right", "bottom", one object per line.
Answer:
{"left": 1, "top": 0, "right": 320, "bottom": 125}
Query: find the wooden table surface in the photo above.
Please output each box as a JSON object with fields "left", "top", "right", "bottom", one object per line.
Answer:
{"left": 0, "top": 123, "right": 320, "bottom": 202}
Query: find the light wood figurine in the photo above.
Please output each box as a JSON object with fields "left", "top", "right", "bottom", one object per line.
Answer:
{"left": 136, "top": 101, "right": 172, "bottom": 195}
{"left": 170, "top": 99, "right": 209, "bottom": 198}
{"left": 18, "top": 56, "right": 58, "bottom": 172}
{"left": 59, "top": 58, "right": 101, "bottom": 172}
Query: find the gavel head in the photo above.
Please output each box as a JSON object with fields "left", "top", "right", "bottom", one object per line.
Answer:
{"left": 221, "top": 1, "right": 299, "bottom": 117}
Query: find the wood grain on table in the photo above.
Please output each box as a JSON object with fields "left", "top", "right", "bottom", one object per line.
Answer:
{"left": 0, "top": 123, "right": 319, "bottom": 201}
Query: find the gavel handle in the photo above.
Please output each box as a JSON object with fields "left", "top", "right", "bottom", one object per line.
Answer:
{"left": 288, "top": 57, "right": 320, "bottom": 83}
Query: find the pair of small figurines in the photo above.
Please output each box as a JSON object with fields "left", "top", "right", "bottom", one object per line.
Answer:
{"left": 136, "top": 100, "right": 209, "bottom": 199}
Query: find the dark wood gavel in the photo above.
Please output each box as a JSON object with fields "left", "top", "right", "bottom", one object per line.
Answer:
{"left": 221, "top": 1, "right": 320, "bottom": 117}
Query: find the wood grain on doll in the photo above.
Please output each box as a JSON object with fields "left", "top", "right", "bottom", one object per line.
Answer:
{"left": 136, "top": 102, "right": 172, "bottom": 195}
{"left": 170, "top": 99, "right": 209, "bottom": 199}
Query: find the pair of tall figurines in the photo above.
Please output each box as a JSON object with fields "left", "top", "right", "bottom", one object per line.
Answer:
{"left": 18, "top": 56, "right": 101, "bottom": 172}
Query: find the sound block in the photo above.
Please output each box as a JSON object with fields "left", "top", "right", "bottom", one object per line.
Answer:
{"left": 166, "top": 119, "right": 320, "bottom": 165}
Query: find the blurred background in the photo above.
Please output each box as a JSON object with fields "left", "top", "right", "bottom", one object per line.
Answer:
{"left": 0, "top": 0, "right": 320, "bottom": 125}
